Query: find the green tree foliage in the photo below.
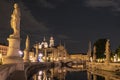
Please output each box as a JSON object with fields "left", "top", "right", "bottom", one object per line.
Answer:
{"left": 93, "top": 39, "right": 107, "bottom": 59}
{"left": 115, "top": 45, "right": 120, "bottom": 58}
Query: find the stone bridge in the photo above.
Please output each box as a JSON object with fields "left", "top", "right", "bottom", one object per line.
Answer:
{"left": 0, "top": 62, "right": 59, "bottom": 80}
{"left": 61, "top": 60, "right": 86, "bottom": 69}
{"left": 25, "top": 62, "right": 55, "bottom": 80}
{"left": 0, "top": 64, "right": 16, "bottom": 80}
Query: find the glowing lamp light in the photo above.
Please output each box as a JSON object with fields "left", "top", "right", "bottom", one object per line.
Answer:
{"left": 19, "top": 50, "right": 23, "bottom": 57}
{"left": 39, "top": 53, "right": 43, "bottom": 57}
{"left": 39, "top": 71, "right": 43, "bottom": 75}
{"left": 38, "top": 53, "right": 43, "bottom": 62}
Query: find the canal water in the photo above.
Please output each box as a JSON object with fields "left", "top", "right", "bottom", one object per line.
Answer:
{"left": 32, "top": 67, "right": 120, "bottom": 80}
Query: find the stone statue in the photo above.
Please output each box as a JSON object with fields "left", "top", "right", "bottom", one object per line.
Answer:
{"left": 10, "top": 3, "right": 21, "bottom": 37}
{"left": 25, "top": 35, "right": 30, "bottom": 50}
{"left": 105, "top": 39, "right": 111, "bottom": 63}
{"left": 105, "top": 39, "right": 111, "bottom": 53}
{"left": 93, "top": 45, "right": 96, "bottom": 62}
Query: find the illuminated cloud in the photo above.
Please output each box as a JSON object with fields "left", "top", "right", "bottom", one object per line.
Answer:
{"left": 85, "top": 0, "right": 120, "bottom": 11}
{"left": 36, "top": 0, "right": 55, "bottom": 8}
{"left": 31, "top": 0, "right": 66, "bottom": 9}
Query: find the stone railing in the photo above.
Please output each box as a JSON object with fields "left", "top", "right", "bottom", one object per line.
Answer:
{"left": 0, "top": 64, "right": 16, "bottom": 80}
{"left": 87, "top": 62, "right": 120, "bottom": 72}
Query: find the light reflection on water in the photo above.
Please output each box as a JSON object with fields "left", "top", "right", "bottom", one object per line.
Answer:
{"left": 32, "top": 67, "right": 120, "bottom": 80}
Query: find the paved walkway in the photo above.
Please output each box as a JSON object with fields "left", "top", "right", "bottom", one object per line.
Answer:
{"left": 6, "top": 70, "right": 26, "bottom": 80}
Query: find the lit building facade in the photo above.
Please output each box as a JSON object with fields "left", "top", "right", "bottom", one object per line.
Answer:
{"left": 0, "top": 45, "right": 8, "bottom": 56}
{"left": 69, "top": 53, "right": 88, "bottom": 61}
{"left": 32, "top": 36, "right": 69, "bottom": 62}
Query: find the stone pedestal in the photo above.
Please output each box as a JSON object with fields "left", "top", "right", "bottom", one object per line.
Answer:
{"left": 3, "top": 36, "right": 24, "bottom": 70}
{"left": 7, "top": 36, "right": 20, "bottom": 56}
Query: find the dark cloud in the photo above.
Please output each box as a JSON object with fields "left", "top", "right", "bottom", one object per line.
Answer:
{"left": 1, "top": 0, "right": 120, "bottom": 53}
{"left": 35, "top": 0, "right": 55, "bottom": 9}
{"left": 57, "top": 34, "right": 70, "bottom": 40}
{"left": 0, "top": 0, "right": 50, "bottom": 35}
{"left": 0, "top": 0, "right": 50, "bottom": 47}
{"left": 21, "top": 0, "right": 66, "bottom": 9}
{"left": 19, "top": 2, "right": 49, "bottom": 33}
{"left": 85, "top": 0, "right": 112, "bottom": 7}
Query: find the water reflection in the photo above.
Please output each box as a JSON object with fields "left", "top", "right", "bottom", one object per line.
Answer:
{"left": 32, "top": 67, "right": 120, "bottom": 80}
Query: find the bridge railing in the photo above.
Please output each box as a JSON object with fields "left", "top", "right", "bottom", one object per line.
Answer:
{"left": 0, "top": 64, "right": 17, "bottom": 80}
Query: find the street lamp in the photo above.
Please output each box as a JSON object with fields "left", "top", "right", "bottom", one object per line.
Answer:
{"left": 19, "top": 50, "right": 23, "bottom": 57}
{"left": 38, "top": 53, "right": 43, "bottom": 62}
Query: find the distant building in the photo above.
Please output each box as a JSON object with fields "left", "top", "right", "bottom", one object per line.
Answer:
{"left": 69, "top": 53, "right": 88, "bottom": 61}
{"left": 0, "top": 45, "right": 8, "bottom": 56}
{"left": 32, "top": 36, "right": 69, "bottom": 62}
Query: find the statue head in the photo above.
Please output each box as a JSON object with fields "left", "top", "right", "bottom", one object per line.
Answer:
{"left": 14, "top": 3, "right": 18, "bottom": 9}
{"left": 107, "top": 39, "right": 110, "bottom": 42}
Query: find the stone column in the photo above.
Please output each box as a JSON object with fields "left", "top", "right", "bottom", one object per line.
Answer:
{"left": 93, "top": 74, "right": 97, "bottom": 80}
{"left": 87, "top": 72, "right": 92, "bottom": 80}
{"left": 105, "top": 76, "right": 110, "bottom": 80}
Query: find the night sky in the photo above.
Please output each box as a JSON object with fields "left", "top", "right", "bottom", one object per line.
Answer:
{"left": 0, "top": 0, "right": 120, "bottom": 53}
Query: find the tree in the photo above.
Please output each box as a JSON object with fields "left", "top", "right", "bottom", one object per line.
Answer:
{"left": 115, "top": 45, "right": 120, "bottom": 58}
{"left": 93, "top": 39, "right": 107, "bottom": 59}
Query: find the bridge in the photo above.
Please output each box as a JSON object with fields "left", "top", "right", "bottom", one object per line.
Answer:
{"left": 61, "top": 60, "right": 86, "bottom": 69}
{"left": 0, "top": 62, "right": 60, "bottom": 80}
{"left": 0, "top": 59, "right": 87, "bottom": 80}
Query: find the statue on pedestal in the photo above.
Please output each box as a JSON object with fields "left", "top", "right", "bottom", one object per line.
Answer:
{"left": 10, "top": 3, "right": 20, "bottom": 38}
{"left": 3, "top": 3, "right": 24, "bottom": 70}
{"left": 93, "top": 45, "right": 96, "bottom": 62}
{"left": 105, "top": 39, "right": 111, "bottom": 63}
